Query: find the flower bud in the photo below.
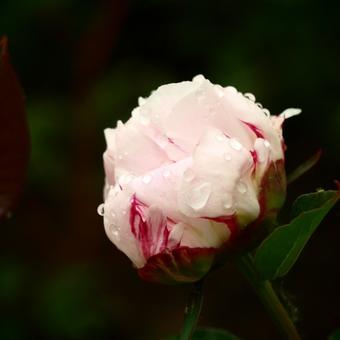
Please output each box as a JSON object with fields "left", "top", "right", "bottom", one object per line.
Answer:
{"left": 99, "top": 75, "right": 298, "bottom": 284}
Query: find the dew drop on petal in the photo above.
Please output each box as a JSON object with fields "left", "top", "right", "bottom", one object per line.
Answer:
{"left": 263, "top": 108, "right": 270, "bottom": 117}
{"left": 119, "top": 174, "right": 134, "bottom": 185}
{"left": 256, "top": 102, "right": 263, "bottom": 109}
{"left": 122, "top": 209, "right": 127, "bottom": 215}
{"left": 264, "top": 140, "right": 271, "bottom": 148}
{"left": 224, "top": 153, "right": 232, "bottom": 161}
{"left": 163, "top": 170, "right": 171, "bottom": 178}
{"left": 97, "top": 203, "right": 105, "bottom": 216}
{"left": 142, "top": 175, "right": 152, "bottom": 184}
{"left": 187, "top": 183, "right": 211, "bottom": 211}
{"left": 112, "top": 230, "right": 120, "bottom": 241}
{"left": 118, "top": 154, "right": 123, "bottom": 160}
{"left": 225, "top": 86, "right": 237, "bottom": 94}
{"left": 244, "top": 92, "right": 256, "bottom": 102}
{"left": 236, "top": 181, "right": 247, "bottom": 194}
{"left": 229, "top": 138, "right": 242, "bottom": 151}
{"left": 222, "top": 196, "right": 233, "bottom": 210}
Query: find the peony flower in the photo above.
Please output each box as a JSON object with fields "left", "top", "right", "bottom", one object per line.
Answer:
{"left": 98, "top": 75, "right": 300, "bottom": 284}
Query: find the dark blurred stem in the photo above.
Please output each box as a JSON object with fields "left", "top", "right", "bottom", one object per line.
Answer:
{"left": 237, "top": 253, "right": 301, "bottom": 340}
{"left": 180, "top": 279, "right": 204, "bottom": 340}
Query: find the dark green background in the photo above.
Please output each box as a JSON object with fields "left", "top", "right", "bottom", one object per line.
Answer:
{"left": 1, "top": 1, "right": 340, "bottom": 339}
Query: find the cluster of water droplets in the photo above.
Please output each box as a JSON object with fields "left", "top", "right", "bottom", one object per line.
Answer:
{"left": 242, "top": 92, "right": 271, "bottom": 117}
{"left": 97, "top": 201, "right": 122, "bottom": 241}
{"left": 193, "top": 75, "right": 228, "bottom": 120}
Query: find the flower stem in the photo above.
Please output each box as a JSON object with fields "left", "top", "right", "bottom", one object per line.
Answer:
{"left": 237, "top": 253, "right": 301, "bottom": 340}
{"left": 180, "top": 279, "right": 204, "bottom": 340}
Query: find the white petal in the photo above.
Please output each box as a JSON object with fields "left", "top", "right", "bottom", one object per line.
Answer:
{"left": 280, "top": 108, "right": 302, "bottom": 119}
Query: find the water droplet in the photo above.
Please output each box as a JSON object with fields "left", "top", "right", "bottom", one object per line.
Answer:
{"left": 118, "top": 154, "right": 123, "bottom": 160}
{"left": 224, "top": 153, "right": 232, "bottom": 161}
{"left": 264, "top": 140, "right": 271, "bottom": 148}
{"left": 222, "top": 196, "right": 233, "bottom": 210}
{"left": 97, "top": 203, "right": 105, "bottom": 216}
{"left": 229, "top": 138, "right": 242, "bottom": 151}
{"left": 142, "top": 175, "right": 152, "bottom": 184}
{"left": 236, "top": 181, "right": 247, "bottom": 194}
{"left": 256, "top": 102, "right": 263, "bottom": 109}
{"left": 183, "top": 169, "right": 195, "bottom": 182}
{"left": 244, "top": 92, "right": 256, "bottom": 102}
{"left": 215, "top": 133, "right": 224, "bottom": 142}
{"left": 117, "top": 120, "right": 124, "bottom": 128}
{"left": 225, "top": 86, "right": 237, "bottom": 94}
{"left": 138, "top": 97, "right": 146, "bottom": 106}
{"left": 163, "top": 170, "right": 171, "bottom": 178}
{"left": 122, "top": 209, "right": 127, "bottom": 215}
{"left": 119, "top": 174, "right": 134, "bottom": 185}
{"left": 187, "top": 182, "right": 211, "bottom": 211}
{"left": 263, "top": 108, "right": 270, "bottom": 117}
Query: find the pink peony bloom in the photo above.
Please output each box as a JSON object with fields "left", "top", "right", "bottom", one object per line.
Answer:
{"left": 98, "top": 75, "right": 300, "bottom": 284}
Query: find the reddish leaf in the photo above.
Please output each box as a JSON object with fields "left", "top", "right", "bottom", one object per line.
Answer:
{"left": 0, "top": 37, "right": 29, "bottom": 219}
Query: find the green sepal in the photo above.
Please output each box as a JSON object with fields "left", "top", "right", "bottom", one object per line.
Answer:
{"left": 254, "top": 189, "right": 340, "bottom": 280}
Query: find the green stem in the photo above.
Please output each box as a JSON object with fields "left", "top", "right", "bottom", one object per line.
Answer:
{"left": 180, "top": 279, "right": 204, "bottom": 340}
{"left": 237, "top": 253, "right": 301, "bottom": 340}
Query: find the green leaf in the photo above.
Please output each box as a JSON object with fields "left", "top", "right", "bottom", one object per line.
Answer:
{"left": 167, "top": 327, "right": 241, "bottom": 340}
{"left": 287, "top": 149, "right": 321, "bottom": 184}
{"left": 254, "top": 189, "right": 340, "bottom": 280}
{"left": 329, "top": 329, "right": 340, "bottom": 340}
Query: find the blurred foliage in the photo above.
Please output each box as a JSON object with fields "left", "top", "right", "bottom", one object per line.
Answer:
{"left": 1, "top": 0, "right": 340, "bottom": 339}
{"left": 33, "top": 265, "right": 123, "bottom": 340}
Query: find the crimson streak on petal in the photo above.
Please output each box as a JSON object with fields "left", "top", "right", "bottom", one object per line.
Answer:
{"left": 129, "top": 194, "right": 169, "bottom": 260}
{"left": 241, "top": 120, "right": 264, "bottom": 138}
